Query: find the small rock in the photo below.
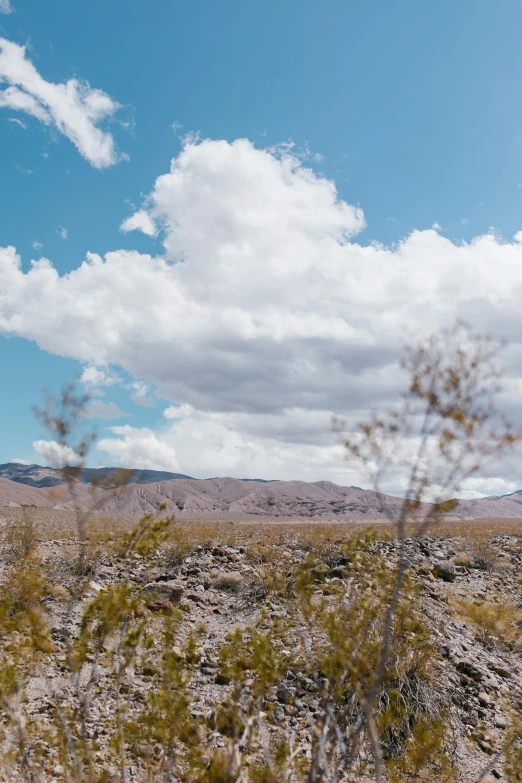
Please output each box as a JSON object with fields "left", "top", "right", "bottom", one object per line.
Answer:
{"left": 489, "top": 663, "right": 512, "bottom": 679}
{"left": 433, "top": 561, "right": 457, "bottom": 582}
{"left": 477, "top": 738, "right": 494, "bottom": 754}
{"left": 276, "top": 684, "right": 294, "bottom": 703}
{"left": 311, "top": 563, "right": 330, "bottom": 580}
{"left": 494, "top": 715, "right": 507, "bottom": 729}
{"left": 148, "top": 598, "right": 173, "bottom": 612}
{"left": 88, "top": 580, "right": 102, "bottom": 593}
{"left": 142, "top": 580, "right": 185, "bottom": 603}
{"left": 456, "top": 659, "right": 483, "bottom": 681}
{"left": 478, "top": 691, "right": 493, "bottom": 707}
{"left": 185, "top": 591, "right": 206, "bottom": 603}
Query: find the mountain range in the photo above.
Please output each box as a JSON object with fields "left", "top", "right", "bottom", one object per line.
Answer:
{"left": 0, "top": 463, "right": 521, "bottom": 520}
{"left": 0, "top": 463, "right": 193, "bottom": 488}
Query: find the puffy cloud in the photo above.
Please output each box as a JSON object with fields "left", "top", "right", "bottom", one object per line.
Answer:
{"left": 2, "top": 137, "right": 522, "bottom": 486}
{"left": 0, "top": 38, "right": 124, "bottom": 168}
{"left": 0, "top": 85, "right": 52, "bottom": 123}
{"left": 0, "top": 0, "right": 12, "bottom": 13}
{"left": 120, "top": 210, "right": 157, "bottom": 237}
{"left": 97, "top": 410, "right": 347, "bottom": 482}
{"left": 80, "top": 366, "right": 120, "bottom": 387}
{"left": 436, "top": 477, "right": 517, "bottom": 500}
{"left": 97, "top": 406, "right": 520, "bottom": 495}
{"left": 97, "top": 426, "right": 180, "bottom": 471}
{"left": 33, "top": 439, "right": 81, "bottom": 468}
{"left": 460, "top": 477, "right": 518, "bottom": 494}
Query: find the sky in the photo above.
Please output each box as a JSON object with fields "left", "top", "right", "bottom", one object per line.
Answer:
{"left": 2, "top": 0, "right": 522, "bottom": 497}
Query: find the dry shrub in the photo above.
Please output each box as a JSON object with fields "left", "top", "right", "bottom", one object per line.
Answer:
{"left": 0, "top": 560, "right": 47, "bottom": 617}
{"left": 452, "top": 553, "right": 473, "bottom": 567}
{"left": 163, "top": 523, "right": 195, "bottom": 567}
{"left": 1, "top": 506, "right": 39, "bottom": 562}
{"left": 247, "top": 565, "right": 294, "bottom": 602}
{"left": 468, "top": 538, "right": 498, "bottom": 572}
{"left": 213, "top": 570, "right": 243, "bottom": 592}
{"left": 246, "top": 542, "right": 276, "bottom": 564}
{"left": 456, "top": 596, "right": 522, "bottom": 649}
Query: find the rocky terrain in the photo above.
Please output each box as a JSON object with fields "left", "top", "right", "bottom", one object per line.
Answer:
{"left": 1, "top": 514, "right": 521, "bottom": 781}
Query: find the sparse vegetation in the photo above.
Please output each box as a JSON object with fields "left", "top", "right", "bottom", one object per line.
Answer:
{"left": 1, "top": 325, "right": 522, "bottom": 781}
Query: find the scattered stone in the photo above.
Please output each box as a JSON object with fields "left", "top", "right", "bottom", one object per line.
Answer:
{"left": 142, "top": 579, "right": 185, "bottom": 603}
{"left": 477, "top": 738, "right": 495, "bottom": 754}
{"left": 276, "top": 684, "right": 294, "bottom": 703}
{"left": 433, "top": 561, "right": 457, "bottom": 582}
{"left": 147, "top": 598, "right": 173, "bottom": 612}
{"left": 489, "top": 663, "right": 512, "bottom": 679}
{"left": 478, "top": 691, "right": 493, "bottom": 707}
{"left": 4, "top": 525, "right": 522, "bottom": 780}
{"left": 456, "top": 659, "right": 483, "bottom": 681}
{"left": 311, "top": 563, "right": 330, "bottom": 580}
{"left": 185, "top": 591, "right": 206, "bottom": 603}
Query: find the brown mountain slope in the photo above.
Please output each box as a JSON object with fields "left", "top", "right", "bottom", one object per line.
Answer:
{"left": 95, "top": 477, "right": 409, "bottom": 518}
{"left": 0, "top": 478, "right": 107, "bottom": 510}
{"left": 1, "top": 475, "right": 521, "bottom": 519}
{"left": 0, "top": 476, "right": 419, "bottom": 519}
{"left": 455, "top": 491, "right": 522, "bottom": 518}
{"left": 0, "top": 478, "right": 56, "bottom": 507}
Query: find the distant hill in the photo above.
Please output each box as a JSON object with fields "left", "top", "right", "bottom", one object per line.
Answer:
{"left": 0, "top": 474, "right": 409, "bottom": 517}
{"left": 1, "top": 463, "right": 521, "bottom": 519}
{"left": 0, "top": 463, "right": 194, "bottom": 488}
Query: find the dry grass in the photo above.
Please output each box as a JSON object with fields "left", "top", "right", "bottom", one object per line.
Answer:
{"left": 2, "top": 508, "right": 522, "bottom": 552}
{"left": 455, "top": 595, "right": 522, "bottom": 649}
{"left": 0, "top": 506, "right": 39, "bottom": 562}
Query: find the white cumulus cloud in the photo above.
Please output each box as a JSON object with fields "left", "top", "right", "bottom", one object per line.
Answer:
{"left": 33, "top": 439, "right": 81, "bottom": 468}
{"left": 0, "top": 38, "right": 125, "bottom": 168}
{"left": 98, "top": 406, "right": 350, "bottom": 482}
{"left": 2, "top": 137, "right": 522, "bottom": 486}
{"left": 97, "top": 426, "right": 180, "bottom": 471}
{"left": 80, "top": 366, "right": 120, "bottom": 387}
{"left": 0, "top": 0, "right": 13, "bottom": 14}
{"left": 120, "top": 210, "right": 157, "bottom": 237}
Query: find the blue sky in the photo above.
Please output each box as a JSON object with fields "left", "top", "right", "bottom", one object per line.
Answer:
{"left": 2, "top": 0, "right": 522, "bottom": 496}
